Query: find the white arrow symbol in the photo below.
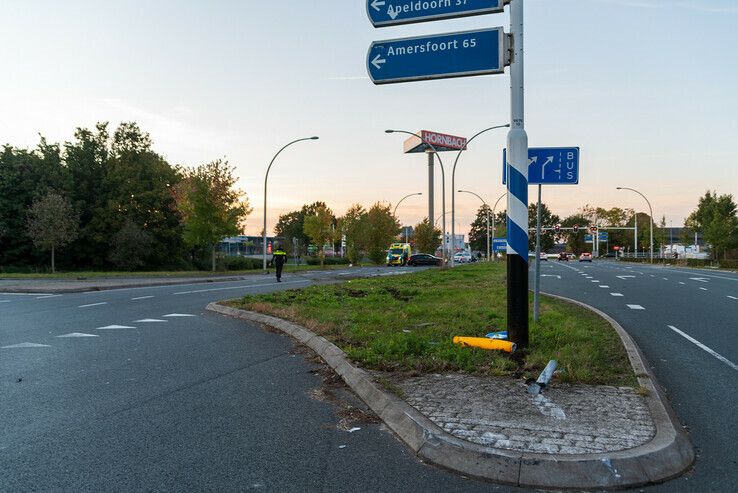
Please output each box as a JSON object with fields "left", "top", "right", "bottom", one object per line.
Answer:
{"left": 544, "top": 156, "right": 554, "bottom": 166}
{"left": 371, "top": 54, "right": 386, "bottom": 70}
{"left": 528, "top": 156, "right": 538, "bottom": 165}
{"left": 370, "top": 0, "right": 386, "bottom": 12}
{"left": 387, "top": 5, "right": 399, "bottom": 19}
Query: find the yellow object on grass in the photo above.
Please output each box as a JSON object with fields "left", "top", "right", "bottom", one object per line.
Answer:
{"left": 452, "top": 336, "right": 516, "bottom": 353}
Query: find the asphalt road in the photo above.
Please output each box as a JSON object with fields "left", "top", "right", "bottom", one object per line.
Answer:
{"left": 536, "top": 260, "right": 738, "bottom": 493}
{"left": 1, "top": 266, "right": 525, "bottom": 493}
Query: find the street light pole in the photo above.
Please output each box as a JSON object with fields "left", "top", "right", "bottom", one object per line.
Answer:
{"left": 617, "top": 187, "right": 654, "bottom": 263}
{"left": 386, "top": 130, "right": 448, "bottom": 266}
{"left": 450, "top": 124, "right": 509, "bottom": 267}
{"left": 263, "top": 136, "right": 319, "bottom": 272}
{"left": 458, "top": 190, "right": 490, "bottom": 261}
{"left": 393, "top": 192, "right": 423, "bottom": 243}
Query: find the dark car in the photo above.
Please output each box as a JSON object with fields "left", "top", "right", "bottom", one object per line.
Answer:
{"left": 557, "top": 252, "right": 569, "bottom": 261}
{"left": 407, "top": 253, "right": 443, "bottom": 267}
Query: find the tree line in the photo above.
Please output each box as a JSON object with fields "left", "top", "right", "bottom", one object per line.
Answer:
{"left": 0, "top": 122, "right": 250, "bottom": 272}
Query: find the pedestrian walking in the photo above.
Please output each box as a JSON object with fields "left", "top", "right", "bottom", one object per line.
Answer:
{"left": 272, "top": 244, "right": 287, "bottom": 282}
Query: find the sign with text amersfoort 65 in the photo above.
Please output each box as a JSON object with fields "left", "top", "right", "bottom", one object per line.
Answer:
{"left": 367, "top": 0, "right": 505, "bottom": 28}
{"left": 368, "top": 27, "right": 506, "bottom": 85}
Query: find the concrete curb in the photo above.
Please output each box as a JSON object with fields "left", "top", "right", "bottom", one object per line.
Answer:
{"left": 0, "top": 275, "right": 261, "bottom": 294}
{"left": 207, "top": 300, "right": 694, "bottom": 490}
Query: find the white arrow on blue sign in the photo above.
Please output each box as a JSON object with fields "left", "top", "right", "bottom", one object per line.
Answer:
{"left": 367, "top": 27, "right": 506, "bottom": 85}
{"left": 367, "top": 0, "right": 505, "bottom": 28}
{"left": 503, "top": 147, "right": 580, "bottom": 185}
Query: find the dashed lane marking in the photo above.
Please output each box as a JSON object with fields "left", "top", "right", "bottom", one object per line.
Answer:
{"left": 96, "top": 325, "right": 136, "bottom": 330}
{"left": 729, "top": 296, "right": 738, "bottom": 300}
{"left": 172, "top": 279, "right": 309, "bottom": 295}
{"left": 2, "top": 342, "right": 51, "bottom": 349}
{"left": 57, "top": 333, "right": 99, "bottom": 338}
{"left": 679, "top": 282, "right": 686, "bottom": 285}
{"left": 163, "top": 313, "right": 196, "bottom": 318}
{"left": 78, "top": 302, "right": 108, "bottom": 308}
{"left": 36, "top": 294, "right": 62, "bottom": 299}
{"left": 700, "top": 287, "right": 708, "bottom": 291}
{"left": 611, "top": 293, "right": 624, "bottom": 297}
{"left": 627, "top": 304, "right": 645, "bottom": 310}
{"left": 591, "top": 280, "right": 600, "bottom": 283}
{"left": 134, "top": 319, "right": 167, "bottom": 323}
{"left": 599, "top": 285, "right": 610, "bottom": 288}
{"left": 0, "top": 300, "right": 10, "bottom": 303}
{"left": 668, "top": 326, "right": 738, "bottom": 372}
{"left": 131, "top": 296, "right": 154, "bottom": 301}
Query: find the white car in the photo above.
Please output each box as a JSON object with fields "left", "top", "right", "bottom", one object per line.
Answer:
{"left": 453, "top": 252, "right": 472, "bottom": 264}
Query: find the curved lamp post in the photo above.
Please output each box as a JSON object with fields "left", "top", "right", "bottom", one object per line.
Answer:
{"left": 393, "top": 192, "right": 422, "bottom": 242}
{"left": 458, "top": 190, "right": 490, "bottom": 261}
{"left": 263, "top": 136, "right": 319, "bottom": 271}
{"left": 386, "top": 129, "right": 448, "bottom": 265}
{"left": 617, "top": 187, "right": 654, "bottom": 262}
{"left": 450, "top": 124, "right": 509, "bottom": 266}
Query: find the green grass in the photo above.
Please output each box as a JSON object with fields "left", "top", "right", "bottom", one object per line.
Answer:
{"left": 0, "top": 263, "right": 353, "bottom": 279}
{"left": 230, "top": 263, "right": 637, "bottom": 387}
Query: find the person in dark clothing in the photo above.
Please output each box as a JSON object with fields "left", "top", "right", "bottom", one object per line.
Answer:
{"left": 272, "top": 244, "right": 287, "bottom": 282}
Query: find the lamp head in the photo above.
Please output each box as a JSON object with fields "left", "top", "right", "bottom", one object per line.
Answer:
{"left": 384, "top": 129, "right": 395, "bottom": 134}
{"left": 310, "top": 136, "right": 319, "bottom": 140}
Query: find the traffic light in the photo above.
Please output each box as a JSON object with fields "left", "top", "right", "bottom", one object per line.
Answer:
{"left": 573, "top": 225, "right": 579, "bottom": 233}
{"left": 554, "top": 224, "right": 561, "bottom": 233}
{"left": 590, "top": 225, "right": 597, "bottom": 233}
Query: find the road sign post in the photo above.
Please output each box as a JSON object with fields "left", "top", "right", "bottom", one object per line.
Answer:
{"left": 368, "top": 28, "right": 506, "bottom": 85}
{"left": 367, "top": 0, "right": 505, "bottom": 27}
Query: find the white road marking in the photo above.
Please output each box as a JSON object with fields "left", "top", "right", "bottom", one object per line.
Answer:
{"left": 689, "top": 277, "right": 710, "bottom": 283}
{"left": 2, "top": 342, "right": 51, "bottom": 348}
{"left": 668, "top": 326, "right": 738, "bottom": 372}
{"left": 599, "top": 285, "right": 610, "bottom": 288}
{"left": 78, "top": 302, "right": 108, "bottom": 308}
{"left": 163, "top": 313, "right": 196, "bottom": 317}
{"left": 679, "top": 282, "right": 686, "bottom": 285}
{"left": 611, "top": 293, "right": 624, "bottom": 297}
{"left": 700, "top": 287, "right": 708, "bottom": 291}
{"left": 663, "top": 278, "right": 669, "bottom": 281}
{"left": 728, "top": 296, "right": 738, "bottom": 300}
{"left": 617, "top": 275, "right": 635, "bottom": 280}
{"left": 36, "top": 294, "right": 62, "bottom": 299}
{"left": 131, "top": 296, "right": 154, "bottom": 300}
{"left": 627, "top": 304, "right": 645, "bottom": 310}
{"left": 173, "top": 279, "right": 309, "bottom": 295}
{"left": 96, "top": 325, "right": 136, "bottom": 330}
{"left": 0, "top": 300, "right": 10, "bottom": 303}
{"left": 0, "top": 292, "right": 54, "bottom": 296}
{"left": 134, "top": 319, "right": 168, "bottom": 323}
{"left": 591, "top": 280, "right": 600, "bottom": 283}
{"left": 57, "top": 333, "right": 100, "bottom": 338}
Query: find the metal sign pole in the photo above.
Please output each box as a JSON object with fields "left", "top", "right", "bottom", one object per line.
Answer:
{"left": 534, "top": 184, "right": 542, "bottom": 322}
{"left": 506, "top": 0, "right": 529, "bottom": 348}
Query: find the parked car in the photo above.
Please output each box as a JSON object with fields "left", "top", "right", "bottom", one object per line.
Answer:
{"left": 558, "top": 252, "right": 569, "bottom": 261}
{"left": 579, "top": 252, "right": 593, "bottom": 262}
{"left": 453, "top": 252, "right": 473, "bottom": 264}
{"left": 407, "top": 253, "right": 443, "bottom": 267}
{"left": 539, "top": 252, "right": 548, "bottom": 261}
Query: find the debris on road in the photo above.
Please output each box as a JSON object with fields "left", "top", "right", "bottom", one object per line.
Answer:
{"left": 527, "top": 359, "right": 558, "bottom": 394}
{"left": 452, "top": 336, "right": 516, "bottom": 353}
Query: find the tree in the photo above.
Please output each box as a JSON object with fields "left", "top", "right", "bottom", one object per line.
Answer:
{"left": 109, "top": 220, "right": 153, "bottom": 271}
{"left": 468, "top": 205, "right": 506, "bottom": 257}
{"left": 274, "top": 201, "right": 330, "bottom": 256}
{"left": 560, "top": 214, "right": 589, "bottom": 254}
{"left": 303, "top": 204, "right": 334, "bottom": 266}
{"left": 176, "top": 159, "right": 252, "bottom": 271}
{"left": 364, "top": 202, "right": 400, "bottom": 265}
{"left": 687, "top": 191, "right": 738, "bottom": 260}
{"left": 528, "top": 202, "right": 560, "bottom": 252}
{"left": 26, "top": 191, "right": 79, "bottom": 273}
{"left": 338, "top": 204, "right": 367, "bottom": 265}
{"left": 412, "top": 218, "right": 441, "bottom": 254}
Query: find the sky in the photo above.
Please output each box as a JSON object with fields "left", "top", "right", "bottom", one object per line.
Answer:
{"left": 1, "top": 0, "right": 737, "bottom": 237}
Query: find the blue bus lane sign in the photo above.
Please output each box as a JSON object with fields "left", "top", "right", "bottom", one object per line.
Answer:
{"left": 503, "top": 147, "right": 580, "bottom": 185}
{"left": 367, "top": 27, "right": 506, "bottom": 85}
{"left": 367, "top": 0, "right": 505, "bottom": 27}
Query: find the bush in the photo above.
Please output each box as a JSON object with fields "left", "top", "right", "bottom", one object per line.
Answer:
{"left": 305, "top": 256, "right": 351, "bottom": 266}
{"left": 222, "top": 256, "right": 262, "bottom": 271}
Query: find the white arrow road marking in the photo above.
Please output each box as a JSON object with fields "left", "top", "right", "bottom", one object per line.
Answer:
{"left": 370, "top": 0, "right": 385, "bottom": 11}
{"left": 668, "top": 326, "right": 738, "bottom": 372}
{"left": 689, "top": 277, "right": 710, "bottom": 283}
{"left": 2, "top": 342, "right": 51, "bottom": 349}
{"left": 131, "top": 296, "right": 154, "bottom": 301}
{"left": 135, "top": 319, "right": 168, "bottom": 323}
{"left": 96, "top": 325, "right": 136, "bottom": 330}
{"left": 57, "top": 333, "right": 99, "bottom": 338}
{"left": 617, "top": 275, "right": 635, "bottom": 280}
{"left": 163, "top": 313, "right": 196, "bottom": 318}
{"left": 79, "top": 302, "right": 108, "bottom": 308}
{"left": 371, "top": 54, "right": 386, "bottom": 70}
{"left": 627, "top": 304, "right": 645, "bottom": 310}
{"left": 611, "top": 293, "right": 624, "bottom": 296}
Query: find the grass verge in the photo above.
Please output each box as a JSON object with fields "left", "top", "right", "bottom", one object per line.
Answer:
{"left": 229, "top": 262, "right": 637, "bottom": 387}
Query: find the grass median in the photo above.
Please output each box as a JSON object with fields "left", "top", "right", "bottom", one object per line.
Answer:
{"left": 229, "top": 262, "right": 636, "bottom": 387}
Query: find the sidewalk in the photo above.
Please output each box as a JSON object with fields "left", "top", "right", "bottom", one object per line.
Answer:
{"left": 208, "top": 301, "right": 694, "bottom": 490}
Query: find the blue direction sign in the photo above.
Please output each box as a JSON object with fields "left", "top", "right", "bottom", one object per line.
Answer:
{"left": 493, "top": 238, "right": 507, "bottom": 252}
{"left": 367, "top": 0, "right": 505, "bottom": 28}
{"left": 598, "top": 232, "right": 609, "bottom": 241}
{"left": 367, "top": 27, "right": 506, "bottom": 85}
{"left": 503, "top": 147, "right": 580, "bottom": 185}
{"left": 584, "top": 234, "right": 594, "bottom": 243}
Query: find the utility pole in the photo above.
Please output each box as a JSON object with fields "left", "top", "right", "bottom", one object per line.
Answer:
{"left": 506, "top": 0, "right": 529, "bottom": 348}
